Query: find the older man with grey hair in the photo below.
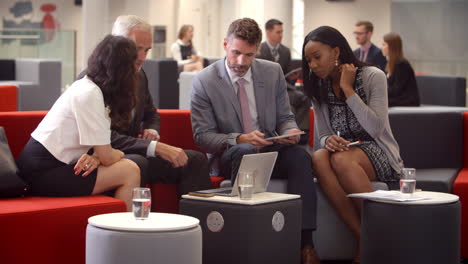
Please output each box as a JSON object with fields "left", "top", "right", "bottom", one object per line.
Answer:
{"left": 80, "top": 15, "right": 211, "bottom": 196}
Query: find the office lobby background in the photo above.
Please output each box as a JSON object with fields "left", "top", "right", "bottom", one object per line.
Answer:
{"left": 1, "top": 0, "right": 467, "bottom": 101}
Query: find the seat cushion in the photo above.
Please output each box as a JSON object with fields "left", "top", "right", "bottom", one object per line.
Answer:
{"left": 0, "top": 111, "right": 47, "bottom": 159}
{"left": 0, "top": 127, "right": 28, "bottom": 197}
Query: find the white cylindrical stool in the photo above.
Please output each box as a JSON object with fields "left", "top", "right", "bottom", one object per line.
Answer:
{"left": 86, "top": 212, "right": 201, "bottom": 264}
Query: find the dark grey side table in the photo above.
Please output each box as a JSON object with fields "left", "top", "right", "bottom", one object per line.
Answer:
{"left": 180, "top": 192, "right": 302, "bottom": 264}
{"left": 361, "top": 191, "right": 460, "bottom": 264}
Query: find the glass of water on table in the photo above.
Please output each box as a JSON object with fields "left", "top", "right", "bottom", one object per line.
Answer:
{"left": 132, "top": 187, "right": 151, "bottom": 220}
{"left": 400, "top": 168, "right": 416, "bottom": 195}
{"left": 238, "top": 171, "right": 255, "bottom": 200}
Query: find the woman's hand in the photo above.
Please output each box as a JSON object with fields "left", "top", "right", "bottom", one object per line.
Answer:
{"left": 325, "top": 135, "right": 350, "bottom": 152}
{"left": 93, "top": 145, "right": 124, "bottom": 166}
{"left": 339, "top": 63, "right": 357, "bottom": 97}
{"left": 74, "top": 154, "right": 101, "bottom": 177}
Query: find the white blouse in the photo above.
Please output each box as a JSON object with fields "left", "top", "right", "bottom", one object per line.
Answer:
{"left": 170, "top": 39, "right": 199, "bottom": 66}
{"left": 32, "top": 76, "right": 111, "bottom": 164}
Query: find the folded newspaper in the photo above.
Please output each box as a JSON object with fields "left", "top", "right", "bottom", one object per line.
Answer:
{"left": 347, "top": 190, "right": 431, "bottom": 202}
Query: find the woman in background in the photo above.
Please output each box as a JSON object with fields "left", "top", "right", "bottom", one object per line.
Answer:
{"left": 382, "top": 32, "right": 420, "bottom": 107}
{"left": 171, "top": 24, "right": 204, "bottom": 72}
{"left": 17, "top": 35, "right": 142, "bottom": 211}
{"left": 302, "top": 26, "right": 403, "bottom": 263}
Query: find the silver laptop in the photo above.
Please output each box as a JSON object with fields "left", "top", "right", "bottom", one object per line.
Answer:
{"left": 194, "top": 152, "right": 278, "bottom": 197}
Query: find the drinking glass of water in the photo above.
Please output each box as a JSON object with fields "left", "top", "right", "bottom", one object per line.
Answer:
{"left": 132, "top": 187, "right": 151, "bottom": 220}
{"left": 238, "top": 171, "right": 255, "bottom": 200}
{"left": 400, "top": 168, "right": 416, "bottom": 194}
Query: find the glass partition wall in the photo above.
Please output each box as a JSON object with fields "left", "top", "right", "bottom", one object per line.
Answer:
{"left": 0, "top": 29, "right": 76, "bottom": 90}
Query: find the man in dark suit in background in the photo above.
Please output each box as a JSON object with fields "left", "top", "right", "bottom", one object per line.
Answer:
{"left": 353, "top": 20, "right": 387, "bottom": 71}
{"left": 79, "top": 15, "right": 211, "bottom": 196}
{"left": 257, "top": 18, "right": 310, "bottom": 144}
{"left": 256, "top": 18, "right": 291, "bottom": 74}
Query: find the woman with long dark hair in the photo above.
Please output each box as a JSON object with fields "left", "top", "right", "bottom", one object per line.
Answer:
{"left": 382, "top": 32, "right": 420, "bottom": 106}
{"left": 170, "top": 24, "right": 204, "bottom": 72}
{"left": 17, "top": 35, "right": 142, "bottom": 211}
{"left": 302, "top": 26, "right": 404, "bottom": 263}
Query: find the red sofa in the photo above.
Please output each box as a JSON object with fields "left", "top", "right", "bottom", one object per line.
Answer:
{"left": 0, "top": 111, "right": 126, "bottom": 264}
{"left": 453, "top": 111, "right": 468, "bottom": 258}
{"left": 0, "top": 84, "right": 17, "bottom": 111}
{"left": 0, "top": 109, "right": 224, "bottom": 264}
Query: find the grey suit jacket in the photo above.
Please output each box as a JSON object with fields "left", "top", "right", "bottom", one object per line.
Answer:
{"left": 256, "top": 42, "right": 291, "bottom": 74}
{"left": 191, "top": 58, "right": 298, "bottom": 155}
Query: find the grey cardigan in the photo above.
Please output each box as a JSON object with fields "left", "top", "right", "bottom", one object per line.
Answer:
{"left": 312, "top": 66, "right": 404, "bottom": 173}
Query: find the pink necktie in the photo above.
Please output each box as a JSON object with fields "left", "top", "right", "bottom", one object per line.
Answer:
{"left": 236, "top": 78, "right": 254, "bottom": 133}
{"left": 360, "top": 49, "right": 368, "bottom": 62}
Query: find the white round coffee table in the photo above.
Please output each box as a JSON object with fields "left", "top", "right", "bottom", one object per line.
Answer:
{"left": 86, "top": 212, "right": 201, "bottom": 264}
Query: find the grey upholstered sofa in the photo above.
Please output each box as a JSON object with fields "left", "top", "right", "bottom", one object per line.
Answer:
{"left": 142, "top": 58, "right": 179, "bottom": 109}
{"left": 416, "top": 74, "right": 466, "bottom": 107}
{"left": 0, "top": 58, "right": 61, "bottom": 111}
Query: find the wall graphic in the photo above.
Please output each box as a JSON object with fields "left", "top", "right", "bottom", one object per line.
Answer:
{"left": 3, "top": 1, "right": 59, "bottom": 44}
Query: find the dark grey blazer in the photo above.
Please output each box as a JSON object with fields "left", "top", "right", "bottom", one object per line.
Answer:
{"left": 190, "top": 58, "right": 298, "bottom": 155}
{"left": 354, "top": 43, "right": 387, "bottom": 71}
{"left": 256, "top": 41, "right": 291, "bottom": 74}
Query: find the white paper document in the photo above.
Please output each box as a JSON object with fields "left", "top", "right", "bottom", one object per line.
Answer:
{"left": 347, "top": 190, "right": 432, "bottom": 202}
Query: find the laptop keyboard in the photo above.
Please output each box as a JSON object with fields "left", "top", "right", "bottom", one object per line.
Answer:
{"left": 215, "top": 187, "right": 233, "bottom": 194}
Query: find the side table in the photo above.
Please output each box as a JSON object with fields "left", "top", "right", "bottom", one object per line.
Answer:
{"left": 180, "top": 192, "right": 302, "bottom": 264}
{"left": 361, "top": 191, "right": 460, "bottom": 264}
{"left": 86, "top": 212, "right": 201, "bottom": 264}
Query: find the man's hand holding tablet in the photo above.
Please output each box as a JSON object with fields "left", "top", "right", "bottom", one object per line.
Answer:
{"left": 264, "top": 129, "right": 305, "bottom": 144}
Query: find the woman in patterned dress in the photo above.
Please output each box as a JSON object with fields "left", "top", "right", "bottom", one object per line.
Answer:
{"left": 302, "top": 26, "right": 404, "bottom": 263}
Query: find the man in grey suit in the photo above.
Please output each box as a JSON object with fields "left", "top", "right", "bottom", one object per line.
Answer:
{"left": 191, "top": 18, "right": 319, "bottom": 264}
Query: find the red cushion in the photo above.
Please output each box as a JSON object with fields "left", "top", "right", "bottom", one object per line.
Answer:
{"left": 455, "top": 111, "right": 468, "bottom": 258}
{"left": 210, "top": 176, "right": 224, "bottom": 188}
{"left": 463, "top": 112, "right": 468, "bottom": 168}
{"left": 0, "top": 111, "right": 47, "bottom": 159}
{"left": 0, "top": 85, "right": 17, "bottom": 111}
{"left": 150, "top": 183, "right": 179, "bottom": 213}
{"left": 0, "top": 195, "right": 125, "bottom": 264}
{"left": 454, "top": 169, "right": 468, "bottom": 258}
{"left": 157, "top": 109, "right": 200, "bottom": 151}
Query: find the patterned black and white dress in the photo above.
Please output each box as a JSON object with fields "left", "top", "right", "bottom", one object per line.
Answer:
{"left": 325, "top": 69, "right": 399, "bottom": 183}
